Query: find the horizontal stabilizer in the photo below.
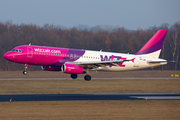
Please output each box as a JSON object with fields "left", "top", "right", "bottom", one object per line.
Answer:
{"left": 147, "top": 60, "right": 167, "bottom": 64}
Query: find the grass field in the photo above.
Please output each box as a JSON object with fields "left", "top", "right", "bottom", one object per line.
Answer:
{"left": 0, "top": 70, "right": 180, "bottom": 120}
{"left": 0, "top": 79, "right": 180, "bottom": 94}
{"left": 0, "top": 100, "right": 180, "bottom": 120}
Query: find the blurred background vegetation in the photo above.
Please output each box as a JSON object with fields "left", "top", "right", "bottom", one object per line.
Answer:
{"left": 0, "top": 21, "right": 180, "bottom": 71}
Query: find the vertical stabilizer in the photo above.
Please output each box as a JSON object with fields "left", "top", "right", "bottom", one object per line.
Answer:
{"left": 135, "top": 29, "right": 167, "bottom": 58}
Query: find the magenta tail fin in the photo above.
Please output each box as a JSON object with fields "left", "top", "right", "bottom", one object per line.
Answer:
{"left": 135, "top": 29, "right": 167, "bottom": 58}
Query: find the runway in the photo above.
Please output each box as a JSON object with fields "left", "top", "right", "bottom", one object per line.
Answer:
{"left": 0, "top": 77, "right": 180, "bottom": 80}
{"left": 0, "top": 93, "right": 180, "bottom": 102}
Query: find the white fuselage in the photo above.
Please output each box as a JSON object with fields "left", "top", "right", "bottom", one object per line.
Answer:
{"left": 75, "top": 50, "right": 167, "bottom": 71}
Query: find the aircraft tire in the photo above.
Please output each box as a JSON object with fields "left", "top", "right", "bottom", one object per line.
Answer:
{"left": 84, "top": 75, "right": 91, "bottom": 81}
{"left": 71, "top": 74, "right": 78, "bottom": 79}
{"left": 23, "top": 71, "right": 28, "bottom": 75}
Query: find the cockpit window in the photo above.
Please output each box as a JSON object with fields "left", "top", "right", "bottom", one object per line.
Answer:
{"left": 11, "top": 49, "right": 22, "bottom": 53}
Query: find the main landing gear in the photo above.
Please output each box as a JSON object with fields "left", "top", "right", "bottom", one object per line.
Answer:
{"left": 23, "top": 64, "right": 29, "bottom": 75}
{"left": 84, "top": 74, "right": 91, "bottom": 81}
{"left": 71, "top": 74, "right": 78, "bottom": 79}
{"left": 70, "top": 69, "right": 91, "bottom": 81}
{"left": 84, "top": 68, "right": 91, "bottom": 81}
{"left": 70, "top": 74, "right": 92, "bottom": 81}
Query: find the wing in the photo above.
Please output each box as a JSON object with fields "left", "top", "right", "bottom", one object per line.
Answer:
{"left": 65, "top": 60, "right": 130, "bottom": 69}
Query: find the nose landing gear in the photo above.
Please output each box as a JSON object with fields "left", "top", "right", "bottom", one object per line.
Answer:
{"left": 23, "top": 64, "right": 29, "bottom": 75}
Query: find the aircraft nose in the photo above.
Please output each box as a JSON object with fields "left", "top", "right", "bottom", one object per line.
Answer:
{"left": 4, "top": 52, "right": 14, "bottom": 61}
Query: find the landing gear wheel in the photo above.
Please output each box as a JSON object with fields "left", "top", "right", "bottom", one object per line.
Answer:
{"left": 71, "top": 74, "right": 78, "bottom": 79}
{"left": 84, "top": 75, "right": 91, "bottom": 81}
{"left": 23, "top": 71, "right": 28, "bottom": 75}
{"left": 23, "top": 64, "right": 29, "bottom": 75}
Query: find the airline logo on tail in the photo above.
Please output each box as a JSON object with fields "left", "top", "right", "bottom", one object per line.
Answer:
{"left": 135, "top": 30, "right": 167, "bottom": 58}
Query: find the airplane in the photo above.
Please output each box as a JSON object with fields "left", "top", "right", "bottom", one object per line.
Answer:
{"left": 4, "top": 29, "right": 168, "bottom": 81}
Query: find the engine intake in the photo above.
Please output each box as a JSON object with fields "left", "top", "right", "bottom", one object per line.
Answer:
{"left": 61, "top": 64, "right": 86, "bottom": 74}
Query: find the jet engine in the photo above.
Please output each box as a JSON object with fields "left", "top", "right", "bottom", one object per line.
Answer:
{"left": 61, "top": 64, "right": 86, "bottom": 74}
{"left": 41, "top": 66, "right": 61, "bottom": 71}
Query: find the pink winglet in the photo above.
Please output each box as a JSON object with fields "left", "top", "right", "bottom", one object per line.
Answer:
{"left": 131, "top": 58, "right": 135, "bottom": 63}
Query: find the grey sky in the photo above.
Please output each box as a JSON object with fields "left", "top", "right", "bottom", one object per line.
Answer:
{"left": 0, "top": 0, "right": 180, "bottom": 30}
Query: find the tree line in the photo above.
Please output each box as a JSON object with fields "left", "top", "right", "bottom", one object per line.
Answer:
{"left": 0, "top": 21, "right": 180, "bottom": 71}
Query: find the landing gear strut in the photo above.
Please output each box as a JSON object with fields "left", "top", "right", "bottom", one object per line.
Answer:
{"left": 23, "top": 64, "right": 29, "bottom": 75}
{"left": 71, "top": 74, "right": 78, "bottom": 79}
{"left": 84, "top": 68, "right": 91, "bottom": 81}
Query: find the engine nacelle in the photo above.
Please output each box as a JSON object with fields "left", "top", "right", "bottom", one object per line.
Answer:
{"left": 61, "top": 64, "right": 86, "bottom": 74}
{"left": 41, "top": 66, "right": 61, "bottom": 71}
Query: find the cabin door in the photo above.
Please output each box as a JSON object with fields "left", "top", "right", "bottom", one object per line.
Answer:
{"left": 27, "top": 47, "right": 33, "bottom": 58}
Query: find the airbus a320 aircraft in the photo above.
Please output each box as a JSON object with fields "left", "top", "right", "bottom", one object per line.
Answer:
{"left": 4, "top": 29, "right": 167, "bottom": 81}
